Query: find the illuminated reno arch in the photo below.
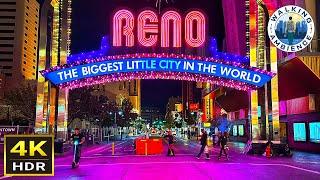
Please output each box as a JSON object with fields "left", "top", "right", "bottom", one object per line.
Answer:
{"left": 42, "top": 53, "right": 274, "bottom": 91}
{"left": 113, "top": 9, "right": 206, "bottom": 48}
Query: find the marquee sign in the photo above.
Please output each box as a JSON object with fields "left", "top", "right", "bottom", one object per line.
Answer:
{"left": 42, "top": 53, "right": 274, "bottom": 91}
{"left": 113, "top": 9, "right": 206, "bottom": 48}
{"left": 42, "top": 8, "right": 275, "bottom": 91}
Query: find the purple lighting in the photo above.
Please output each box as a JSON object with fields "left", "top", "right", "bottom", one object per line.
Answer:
{"left": 41, "top": 53, "right": 275, "bottom": 91}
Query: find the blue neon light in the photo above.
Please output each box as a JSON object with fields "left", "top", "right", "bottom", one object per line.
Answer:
{"left": 44, "top": 58, "right": 272, "bottom": 87}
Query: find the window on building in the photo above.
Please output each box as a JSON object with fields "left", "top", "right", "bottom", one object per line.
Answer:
{"left": 0, "top": 44, "right": 13, "bottom": 47}
{"left": 4, "top": 73, "right": 12, "bottom": 77}
{"left": 0, "top": 51, "right": 13, "bottom": 55}
{"left": 24, "top": 47, "right": 27, "bottom": 50}
{"left": 0, "top": 37, "right": 14, "bottom": 40}
{"left": 26, "top": 13, "right": 28, "bottom": 16}
{"left": 27, "top": 6, "right": 29, "bottom": 10}
{"left": 0, "top": 16, "right": 15, "bottom": 19}
{"left": 24, "top": 54, "right": 26, "bottom": 57}
{"left": 0, "top": 58, "right": 12, "bottom": 62}
{"left": 24, "top": 40, "right": 27, "bottom": 43}
{"left": 25, "top": 33, "right": 27, "bottom": 36}
{"left": 309, "top": 122, "right": 320, "bottom": 143}
{"left": 25, "top": 26, "right": 28, "bottom": 30}
{"left": 2, "top": 66, "right": 12, "bottom": 69}
{"left": 233, "top": 125, "right": 237, "bottom": 136}
{"left": 0, "top": 23, "right": 15, "bottom": 26}
{"left": 0, "top": 30, "right": 14, "bottom": 33}
{"left": 293, "top": 123, "right": 306, "bottom": 142}
{"left": 0, "top": 2, "right": 16, "bottom": 5}
{"left": 0, "top": 9, "right": 16, "bottom": 12}
{"left": 238, "top": 125, "right": 244, "bottom": 136}
{"left": 26, "top": 20, "right": 28, "bottom": 23}
{"left": 23, "top": 61, "right": 26, "bottom": 64}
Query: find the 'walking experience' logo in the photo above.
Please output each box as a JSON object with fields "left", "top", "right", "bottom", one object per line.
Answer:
{"left": 268, "top": 5, "right": 314, "bottom": 52}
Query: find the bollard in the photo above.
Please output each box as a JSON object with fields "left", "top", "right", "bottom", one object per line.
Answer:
{"left": 145, "top": 142, "right": 148, "bottom": 156}
{"left": 112, "top": 142, "right": 115, "bottom": 155}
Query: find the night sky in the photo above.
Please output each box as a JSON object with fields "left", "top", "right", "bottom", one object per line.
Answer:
{"left": 70, "top": 0, "right": 225, "bottom": 112}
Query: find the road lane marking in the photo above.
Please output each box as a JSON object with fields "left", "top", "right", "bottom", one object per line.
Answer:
{"left": 0, "top": 176, "right": 11, "bottom": 179}
{"left": 53, "top": 161, "right": 320, "bottom": 175}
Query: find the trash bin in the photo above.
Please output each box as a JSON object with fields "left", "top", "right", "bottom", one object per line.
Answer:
{"left": 54, "top": 138, "right": 64, "bottom": 154}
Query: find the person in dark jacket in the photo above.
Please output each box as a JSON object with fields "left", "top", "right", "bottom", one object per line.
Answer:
{"left": 164, "top": 131, "right": 175, "bottom": 156}
{"left": 218, "top": 132, "right": 229, "bottom": 160}
{"left": 196, "top": 129, "right": 210, "bottom": 159}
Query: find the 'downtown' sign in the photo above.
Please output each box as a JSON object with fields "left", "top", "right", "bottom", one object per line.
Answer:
{"left": 42, "top": 54, "right": 274, "bottom": 91}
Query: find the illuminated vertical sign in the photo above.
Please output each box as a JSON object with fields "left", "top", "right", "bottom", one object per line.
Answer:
{"left": 138, "top": 10, "right": 159, "bottom": 47}
{"left": 113, "top": 9, "right": 135, "bottom": 47}
{"left": 185, "top": 11, "right": 206, "bottom": 47}
{"left": 112, "top": 9, "right": 206, "bottom": 48}
{"left": 161, "top": 11, "right": 182, "bottom": 47}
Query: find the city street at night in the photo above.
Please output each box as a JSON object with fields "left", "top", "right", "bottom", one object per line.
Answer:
{"left": 1, "top": 136, "right": 319, "bottom": 179}
{"left": 0, "top": 0, "right": 319, "bottom": 179}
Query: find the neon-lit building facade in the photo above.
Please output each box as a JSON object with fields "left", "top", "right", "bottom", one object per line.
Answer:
{"left": 35, "top": 0, "right": 72, "bottom": 140}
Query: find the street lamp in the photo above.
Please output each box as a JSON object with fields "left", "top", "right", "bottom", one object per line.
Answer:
{"left": 109, "top": 111, "right": 123, "bottom": 127}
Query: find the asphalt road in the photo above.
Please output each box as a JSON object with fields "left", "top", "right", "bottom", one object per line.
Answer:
{"left": 0, "top": 137, "right": 320, "bottom": 180}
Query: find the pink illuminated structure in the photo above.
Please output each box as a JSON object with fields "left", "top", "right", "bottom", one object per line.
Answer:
{"left": 113, "top": 9, "right": 206, "bottom": 48}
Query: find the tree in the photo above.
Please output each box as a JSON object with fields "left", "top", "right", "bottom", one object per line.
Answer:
{"left": 117, "top": 98, "right": 136, "bottom": 127}
{"left": 164, "top": 96, "right": 181, "bottom": 128}
{"left": 3, "top": 83, "right": 36, "bottom": 125}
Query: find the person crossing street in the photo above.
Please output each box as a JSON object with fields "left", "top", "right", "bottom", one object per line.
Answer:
{"left": 196, "top": 129, "right": 210, "bottom": 160}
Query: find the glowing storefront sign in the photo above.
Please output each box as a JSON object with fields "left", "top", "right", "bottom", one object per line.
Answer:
{"left": 42, "top": 54, "right": 274, "bottom": 90}
{"left": 113, "top": 9, "right": 206, "bottom": 48}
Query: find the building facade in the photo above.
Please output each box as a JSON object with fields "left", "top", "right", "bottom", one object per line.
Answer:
{"left": 206, "top": 0, "right": 320, "bottom": 152}
{"left": 0, "top": 0, "right": 39, "bottom": 90}
{"left": 35, "top": 0, "right": 71, "bottom": 141}
{"left": 141, "top": 107, "right": 164, "bottom": 125}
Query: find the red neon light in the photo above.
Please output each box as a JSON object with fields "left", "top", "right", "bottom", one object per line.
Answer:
{"left": 112, "top": 9, "right": 206, "bottom": 48}
{"left": 113, "top": 9, "right": 134, "bottom": 47}
{"left": 185, "top": 11, "right": 206, "bottom": 47}
{"left": 161, "top": 11, "right": 182, "bottom": 47}
{"left": 138, "top": 10, "right": 158, "bottom": 47}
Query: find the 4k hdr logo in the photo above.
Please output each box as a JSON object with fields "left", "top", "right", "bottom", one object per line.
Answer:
{"left": 268, "top": 5, "right": 314, "bottom": 52}
{"left": 4, "top": 135, "right": 54, "bottom": 176}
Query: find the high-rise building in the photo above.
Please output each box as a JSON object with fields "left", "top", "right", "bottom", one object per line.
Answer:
{"left": 0, "top": 0, "right": 39, "bottom": 90}
{"left": 35, "top": 0, "right": 72, "bottom": 140}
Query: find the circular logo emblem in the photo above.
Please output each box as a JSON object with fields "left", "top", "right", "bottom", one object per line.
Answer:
{"left": 268, "top": 5, "right": 314, "bottom": 52}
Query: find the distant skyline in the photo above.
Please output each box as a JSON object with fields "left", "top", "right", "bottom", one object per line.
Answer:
{"left": 69, "top": 0, "right": 225, "bottom": 113}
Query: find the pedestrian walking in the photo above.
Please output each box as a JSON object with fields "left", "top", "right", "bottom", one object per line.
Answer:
{"left": 164, "top": 131, "right": 175, "bottom": 156}
{"left": 196, "top": 129, "right": 210, "bottom": 159}
{"left": 218, "top": 132, "right": 229, "bottom": 160}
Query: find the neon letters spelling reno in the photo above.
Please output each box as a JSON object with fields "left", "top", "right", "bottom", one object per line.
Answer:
{"left": 113, "top": 9, "right": 206, "bottom": 48}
